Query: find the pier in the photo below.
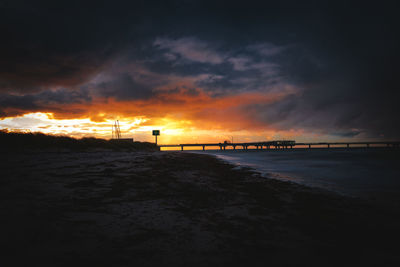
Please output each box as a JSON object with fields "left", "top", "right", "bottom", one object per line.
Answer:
{"left": 159, "top": 140, "right": 400, "bottom": 151}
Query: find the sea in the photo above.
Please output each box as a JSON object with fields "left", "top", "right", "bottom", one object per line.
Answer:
{"left": 194, "top": 148, "right": 400, "bottom": 202}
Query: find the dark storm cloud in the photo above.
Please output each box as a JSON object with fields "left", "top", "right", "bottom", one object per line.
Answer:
{"left": 0, "top": 88, "right": 91, "bottom": 116}
{"left": 0, "top": 0, "right": 155, "bottom": 92}
{"left": 1, "top": 0, "right": 399, "bottom": 138}
{"left": 150, "top": 37, "right": 286, "bottom": 96}
{"left": 94, "top": 73, "right": 154, "bottom": 100}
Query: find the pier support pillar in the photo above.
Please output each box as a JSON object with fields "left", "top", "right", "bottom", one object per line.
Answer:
{"left": 233, "top": 145, "right": 236, "bottom": 150}
{"left": 367, "top": 143, "right": 370, "bottom": 148}
{"left": 308, "top": 144, "right": 311, "bottom": 149}
{"left": 202, "top": 145, "right": 205, "bottom": 151}
{"left": 181, "top": 145, "right": 184, "bottom": 151}
{"left": 327, "top": 144, "right": 330, "bottom": 148}
{"left": 223, "top": 145, "right": 226, "bottom": 150}
{"left": 347, "top": 144, "right": 350, "bottom": 148}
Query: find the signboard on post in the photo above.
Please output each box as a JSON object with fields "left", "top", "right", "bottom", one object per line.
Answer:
{"left": 152, "top": 130, "right": 160, "bottom": 145}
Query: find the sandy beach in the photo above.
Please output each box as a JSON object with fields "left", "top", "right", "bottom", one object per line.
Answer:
{"left": 1, "top": 150, "right": 400, "bottom": 266}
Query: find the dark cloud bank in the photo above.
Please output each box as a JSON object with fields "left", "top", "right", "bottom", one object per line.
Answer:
{"left": 1, "top": 0, "right": 399, "bottom": 139}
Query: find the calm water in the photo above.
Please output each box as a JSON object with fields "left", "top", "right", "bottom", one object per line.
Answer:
{"left": 194, "top": 148, "right": 400, "bottom": 199}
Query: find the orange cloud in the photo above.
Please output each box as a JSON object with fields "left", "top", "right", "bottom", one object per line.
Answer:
{"left": 44, "top": 88, "right": 288, "bottom": 130}
{"left": 0, "top": 86, "right": 304, "bottom": 143}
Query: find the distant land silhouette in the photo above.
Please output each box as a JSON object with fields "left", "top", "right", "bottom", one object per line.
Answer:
{"left": 0, "top": 131, "right": 159, "bottom": 151}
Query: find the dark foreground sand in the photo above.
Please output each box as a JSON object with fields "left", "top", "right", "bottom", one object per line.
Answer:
{"left": 1, "top": 151, "right": 399, "bottom": 266}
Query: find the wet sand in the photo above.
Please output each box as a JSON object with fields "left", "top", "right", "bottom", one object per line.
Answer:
{"left": 1, "top": 151, "right": 399, "bottom": 266}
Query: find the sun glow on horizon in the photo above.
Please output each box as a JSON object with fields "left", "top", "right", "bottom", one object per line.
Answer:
{"left": 0, "top": 112, "right": 292, "bottom": 143}
{"left": 0, "top": 112, "right": 210, "bottom": 142}
{"left": 0, "top": 112, "right": 356, "bottom": 144}
{"left": 0, "top": 112, "right": 146, "bottom": 139}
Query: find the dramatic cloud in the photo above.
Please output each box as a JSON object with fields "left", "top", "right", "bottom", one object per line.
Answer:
{"left": 0, "top": 88, "right": 91, "bottom": 117}
{"left": 154, "top": 37, "right": 225, "bottom": 64}
{"left": 0, "top": 0, "right": 399, "bottom": 141}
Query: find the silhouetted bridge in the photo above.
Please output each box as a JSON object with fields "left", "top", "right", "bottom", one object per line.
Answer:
{"left": 159, "top": 140, "right": 400, "bottom": 151}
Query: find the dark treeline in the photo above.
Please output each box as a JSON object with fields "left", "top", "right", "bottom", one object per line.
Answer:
{"left": 0, "top": 131, "right": 159, "bottom": 151}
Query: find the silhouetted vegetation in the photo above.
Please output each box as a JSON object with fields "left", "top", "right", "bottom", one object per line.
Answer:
{"left": 0, "top": 130, "right": 159, "bottom": 151}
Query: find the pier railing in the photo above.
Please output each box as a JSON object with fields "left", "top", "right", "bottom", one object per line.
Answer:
{"left": 158, "top": 140, "right": 400, "bottom": 151}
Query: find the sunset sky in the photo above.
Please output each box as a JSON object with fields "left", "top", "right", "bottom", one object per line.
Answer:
{"left": 0, "top": 1, "right": 399, "bottom": 144}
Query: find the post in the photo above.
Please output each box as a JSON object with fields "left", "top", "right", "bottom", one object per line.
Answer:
{"left": 327, "top": 144, "right": 330, "bottom": 148}
{"left": 181, "top": 145, "right": 183, "bottom": 151}
{"left": 202, "top": 145, "right": 205, "bottom": 151}
{"left": 347, "top": 144, "right": 349, "bottom": 148}
{"left": 309, "top": 144, "right": 311, "bottom": 149}
{"left": 152, "top": 130, "right": 160, "bottom": 145}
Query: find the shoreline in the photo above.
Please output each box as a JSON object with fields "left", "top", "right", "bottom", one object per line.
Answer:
{"left": 192, "top": 149, "right": 400, "bottom": 208}
{"left": 1, "top": 150, "right": 400, "bottom": 266}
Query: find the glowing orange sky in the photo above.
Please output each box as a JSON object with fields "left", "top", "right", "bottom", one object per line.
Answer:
{"left": 0, "top": 111, "right": 309, "bottom": 143}
{"left": 0, "top": 88, "right": 320, "bottom": 144}
{"left": 0, "top": 85, "right": 367, "bottom": 144}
